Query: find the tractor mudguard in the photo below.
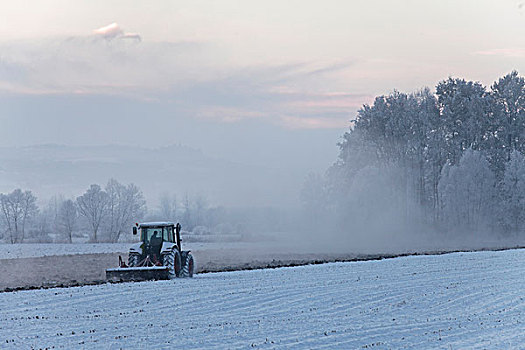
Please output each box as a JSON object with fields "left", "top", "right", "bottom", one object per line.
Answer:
{"left": 129, "top": 242, "right": 143, "bottom": 255}
{"left": 160, "top": 241, "right": 177, "bottom": 255}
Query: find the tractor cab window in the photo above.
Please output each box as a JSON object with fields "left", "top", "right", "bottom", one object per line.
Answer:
{"left": 162, "top": 228, "right": 170, "bottom": 242}
{"left": 141, "top": 227, "right": 164, "bottom": 243}
{"left": 168, "top": 227, "right": 174, "bottom": 242}
{"left": 141, "top": 226, "right": 175, "bottom": 243}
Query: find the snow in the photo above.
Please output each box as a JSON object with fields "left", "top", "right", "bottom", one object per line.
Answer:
{"left": 0, "top": 242, "right": 235, "bottom": 260}
{"left": 1, "top": 249, "right": 524, "bottom": 348}
{"left": 0, "top": 243, "right": 131, "bottom": 259}
{"left": 106, "top": 266, "right": 168, "bottom": 272}
{"left": 139, "top": 221, "right": 176, "bottom": 227}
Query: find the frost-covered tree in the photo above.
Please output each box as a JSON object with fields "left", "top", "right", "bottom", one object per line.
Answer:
{"left": 30, "top": 195, "right": 65, "bottom": 243}
{"left": 177, "top": 194, "right": 210, "bottom": 231}
{"left": 76, "top": 184, "right": 109, "bottom": 242}
{"left": 436, "top": 78, "right": 491, "bottom": 165}
{"left": 58, "top": 199, "right": 78, "bottom": 243}
{"left": 490, "top": 71, "right": 525, "bottom": 172}
{"left": 159, "top": 193, "right": 178, "bottom": 222}
{"left": 334, "top": 89, "right": 441, "bottom": 224}
{"left": 31, "top": 206, "right": 53, "bottom": 243}
{"left": 347, "top": 165, "right": 405, "bottom": 227}
{"left": 326, "top": 72, "right": 525, "bottom": 238}
{"left": 192, "top": 195, "right": 208, "bottom": 229}
{"left": 104, "top": 179, "right": 146, "bottom": 242}
{"left": 501, "top": 150, "right": 525, "bottom": 234}
{"left": 181, "top": 194, "right": 193, "bottom": 230}
{"left": 438, "top": 149, "right": 496, "bottom": 232}
{"left": 0, "top": 189, "right": 38, "bottom": 243}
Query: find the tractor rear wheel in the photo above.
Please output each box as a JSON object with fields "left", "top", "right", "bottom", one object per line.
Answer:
{"left": 162, "top": 250, "right": 182, "bottom": 278}
{"left": 128, "top": 253, "right": 141, "bottom": 267}
{"left": 181, "top": 252, "right": 194, "bottom": 278}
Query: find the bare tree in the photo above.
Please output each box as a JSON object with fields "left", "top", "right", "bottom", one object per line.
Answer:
{"left": 159, "top": 193, "right": 177, "bottom": 221}
{"left": 76, "top": 184, "right": 109, "bottom": 242}
{"left": 0, "top": 189, "right": 38, "bottom": 243}
{"left": 193, "top": 194, "right": 208, "bottom": 228}
{"left": 105, "top": 179, "right": 146, "bottom": 242}
{"left": 33, "top": 209, "right": 51, "bottom": 243}
{"left": 47, "top": 195, "right": 64, "bottom": 237}
{"left": 59, "top": 199, "right": 78, "bottom": 243}
{"left": 181, "top": 194, "right": 193, "bottom": 230}
{"left": 180, "top": 194, "right": 209, "bottom": 231}
{"left": 31, "top": 195, "right": 65, "bottom": 243}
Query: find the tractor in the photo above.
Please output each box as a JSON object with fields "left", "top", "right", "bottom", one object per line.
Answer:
{"left": 106, "top": 222, "right": 194, "bottom": 282}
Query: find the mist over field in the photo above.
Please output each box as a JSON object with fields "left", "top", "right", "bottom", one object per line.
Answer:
{"left": 0, "top": 143, "right": 305, "bottom": 208}
{"left": 3, "top": 73, "right": 525, "bottom": 254}
{"left": 3, "top": 73, "right": 525, "bottom": 253}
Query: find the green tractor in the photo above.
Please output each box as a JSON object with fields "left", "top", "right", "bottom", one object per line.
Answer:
{"left": 106, "top": 222, "right": 194, "bottom": 282}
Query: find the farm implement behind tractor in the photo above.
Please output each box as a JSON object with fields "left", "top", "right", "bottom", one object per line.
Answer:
{"left": 106, "top": 222, "right": 194, "bottom": 282}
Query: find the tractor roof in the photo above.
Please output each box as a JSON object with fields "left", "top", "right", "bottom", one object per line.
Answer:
{"left": 139, "top": 221, "right": 176, "bottom": 228}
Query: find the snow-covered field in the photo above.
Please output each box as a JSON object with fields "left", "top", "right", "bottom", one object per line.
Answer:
{"left": 3, "top": 234, "right": 524, "bottom": 260}
{"left": 1, "top": 249, "right": 523, "bottom": 349}
{"left": 0, "top": 242, "right": 252, "bottom": 260}
{"left": 0, "top": 243, "right": 131, "bottom": 259}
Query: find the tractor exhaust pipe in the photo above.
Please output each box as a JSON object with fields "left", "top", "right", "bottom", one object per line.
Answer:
{"left": 175, "top": 223, "right": 182, "bottom": 252}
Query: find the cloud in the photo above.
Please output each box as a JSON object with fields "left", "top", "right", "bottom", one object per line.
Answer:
{"left": 168, "top": 62, "right": 367, "bottom": 129}
{"left": 196, "top": 106, "right": 265, "bottom": 123}
{"left": 122, "top": 33, "right": 142, "bottom": 41}
{"left": 93, "top": 23, "right": 123, "bottom": 38}
{"left": 0, "top": 30, "right": 363, "bottom": 130}
{"left": 301, "top": 62, "right": 355, "bottom": 77}
{"left": 279, "top": 115, "right": 349, "bottom": 129}
{"left": 284, "top": 92, "right": 372, "bottom": 111}
{"left": 93, "top": 23, "right": 141, "bottom": 42}
{"left": 0, "top": 36, "right": 205, "bottom": 95}
{"left": 474, "top": 48, "right": 525, "bottom": 58}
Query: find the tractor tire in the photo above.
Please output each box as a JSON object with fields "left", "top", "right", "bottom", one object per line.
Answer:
{"left": 162, "top": 249, "right": 182, "bottom": 279}
{"left": 180, "top": 252, "right": 194, "bottom": 278}
{"left": 128, "top": 253, "right": 141, "bottom": 267}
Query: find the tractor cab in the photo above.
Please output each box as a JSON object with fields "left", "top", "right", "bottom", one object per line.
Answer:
{"left": 132, "top": 222, "right": 182, "bottom": 259}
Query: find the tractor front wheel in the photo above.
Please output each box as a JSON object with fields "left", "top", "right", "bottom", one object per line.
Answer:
{"left": 162, "top": 250, "right": 182, "bottom": 278}
{"left": 181, "top": 252, "right": 195, "bottom": 278}
{"left": 128, "top": 253, "right": 140, "bottom": 267}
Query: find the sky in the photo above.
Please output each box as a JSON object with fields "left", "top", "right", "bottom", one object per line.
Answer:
{"left": 1, "top": 0, "right": 525, "bottom": 174}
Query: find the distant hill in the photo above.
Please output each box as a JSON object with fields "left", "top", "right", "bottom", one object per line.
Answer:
{"left": 0, "top": 144, "right": 299, "bottom": 207}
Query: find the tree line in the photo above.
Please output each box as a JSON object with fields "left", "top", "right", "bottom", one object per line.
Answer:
{"left": 0, "top": 179, "right": 146, "bottom": 243}
{"left": 303, "top": 71, "right": 525, "bottom": 237}
{"left": 0, "top": 179, "right": 239, "bottom": 244}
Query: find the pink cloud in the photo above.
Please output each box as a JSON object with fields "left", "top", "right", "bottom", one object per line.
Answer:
{"left": 196, "top": 106, "right": 265, "bottom": 123}
{"left": 474, "top": 48, "right": 525, "bottom": 58}
{"left": 284, "top": 94, "right": 373, "bottom": 113}
{"left": 289, "top": 97, "right": 371, "bottom": 109}
{"left": 93, "top": 23, "right": 123, "bottom": 38}
{"left": 279, "top": 115, "right": 348, "bottom": 129}
{"left": 268, "top": 86, "right": 372, "bottom": 110}
{"left": 93, "top": 23, "right": 141, "bottom": 41}
{"left": 122, "top": 33, "right": 142, "bottom": 41}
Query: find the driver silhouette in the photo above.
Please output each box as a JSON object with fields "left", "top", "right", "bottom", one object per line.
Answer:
{"left": 150, "top": 230, "right": 162, "bottom": 246}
